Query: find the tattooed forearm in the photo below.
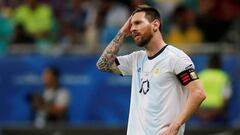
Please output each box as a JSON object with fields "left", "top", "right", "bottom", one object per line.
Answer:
{"left": 96, "top": 32, "right": 126, "bottom": 72}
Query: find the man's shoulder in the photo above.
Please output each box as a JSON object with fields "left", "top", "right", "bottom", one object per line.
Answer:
{"left": 122, "top": 50, "right": 145, "bottom": 58}
{"left": 165, "top": 45, "right": 189, "bottom": 58}
{"left": 131, "top": 50, "right": 145, "bottom": 55}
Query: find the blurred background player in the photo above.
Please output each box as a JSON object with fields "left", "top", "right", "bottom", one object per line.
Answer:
{"left": 28, "top": 67, "right": 70, "bottom": 128}
{"left": 196, "top": 53, "right": 232, "bottom": 126}
{"left": 166, "top": 4, "right": 203, "bottom": 46}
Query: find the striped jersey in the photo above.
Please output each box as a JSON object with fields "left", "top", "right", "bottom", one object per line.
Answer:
{"left": 117, "top": 45, "right": 195, "bottom": 135}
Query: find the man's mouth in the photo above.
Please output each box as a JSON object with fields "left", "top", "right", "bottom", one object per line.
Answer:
{"left": 133, "top": 33, "right": 141, "bottom": 39}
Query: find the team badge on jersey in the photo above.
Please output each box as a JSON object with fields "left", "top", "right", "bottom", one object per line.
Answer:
{"left": 153, "top": 67, "right": 160, "bottom": 77}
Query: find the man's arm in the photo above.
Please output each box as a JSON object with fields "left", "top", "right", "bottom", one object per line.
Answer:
{"left": 96, "top": 32, "right": 126, "bottom": 74}
{"left": 161, "top": 80, "right": 206, "bottom": 135}
{"left": 96, "top": 16, "right": 132, "bottom": 74}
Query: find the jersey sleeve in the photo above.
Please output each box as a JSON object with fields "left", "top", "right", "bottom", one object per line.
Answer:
{"left": 173, "top": 55, "right": 199, "bottom": 86}
{"left": 116, "top": 52, "right": 136, "bottom": 76}
{"left": 173, "top": 55, "right": 195, "bottom": 74}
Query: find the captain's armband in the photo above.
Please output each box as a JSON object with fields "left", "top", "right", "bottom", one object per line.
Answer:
{"left": 177, "top": 68, "right": 199, "bottom": 86}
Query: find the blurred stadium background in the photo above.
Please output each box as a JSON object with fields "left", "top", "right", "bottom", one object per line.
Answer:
{"left": 0, "top": 0, "right": 239, "bottom": 135}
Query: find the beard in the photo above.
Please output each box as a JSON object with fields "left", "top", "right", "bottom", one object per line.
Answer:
{"left": 134, "top": 32, "right": 153, "bottom": 47}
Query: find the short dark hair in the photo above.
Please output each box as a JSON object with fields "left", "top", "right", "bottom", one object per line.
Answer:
{"left": 46, "top": 66, "right": 60, "bottom": 79}
{"left": 132, "top": 5, "right": 162, "bottom": 31}
{"left": 208, "top": 53, "right": 221, "bottom": 69}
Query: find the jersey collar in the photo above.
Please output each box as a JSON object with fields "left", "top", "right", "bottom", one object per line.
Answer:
{"left": 147, "top": 45, "right": 168, "bottom": 60}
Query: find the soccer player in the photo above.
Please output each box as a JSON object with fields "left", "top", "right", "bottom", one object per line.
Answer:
{"left": 96, "top": 5, "right": 206, "bottom": 135}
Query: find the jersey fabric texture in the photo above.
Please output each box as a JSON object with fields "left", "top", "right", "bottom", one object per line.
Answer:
{"left": 117, "top": 45, "right": 196, "bottom": 135}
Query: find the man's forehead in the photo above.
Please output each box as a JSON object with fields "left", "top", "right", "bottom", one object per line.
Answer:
{"left": 131, "top": 12, "right": 146, "bottom": 22}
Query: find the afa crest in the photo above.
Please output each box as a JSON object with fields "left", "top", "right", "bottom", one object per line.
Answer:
{"left": 153, "top": 67, "right": 160, "bottom": 77}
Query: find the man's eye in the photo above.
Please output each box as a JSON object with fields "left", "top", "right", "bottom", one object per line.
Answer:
{"left": 134, "top": 21, "right": 141, "bottom": 25}
{"left": 135, "top": 21, "right": 141, "bottom": 25}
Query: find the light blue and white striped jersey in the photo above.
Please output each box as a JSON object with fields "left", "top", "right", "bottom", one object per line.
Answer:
{"left": 117, "top": 45, "right": 195, "bottom": 135}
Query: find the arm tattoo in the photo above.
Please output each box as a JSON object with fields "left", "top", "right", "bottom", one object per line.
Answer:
{"left": 96, "top": 32, "right": 126, "bottom": 72}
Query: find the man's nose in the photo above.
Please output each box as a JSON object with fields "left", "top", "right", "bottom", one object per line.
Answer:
{"left": 130, "top": 25, "right": 136, "bottom": 33}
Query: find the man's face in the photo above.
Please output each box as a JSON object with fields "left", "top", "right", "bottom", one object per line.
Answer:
{"left": 43, "top": 69, "right": 57, "bottom": 88}
{"left": 130, "top": 12, "right": 154, "bottom": 47}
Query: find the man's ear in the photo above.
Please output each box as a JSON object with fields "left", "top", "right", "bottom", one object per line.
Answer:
{"left": 153, "top": 19, "right": 160, "bottom": 32}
